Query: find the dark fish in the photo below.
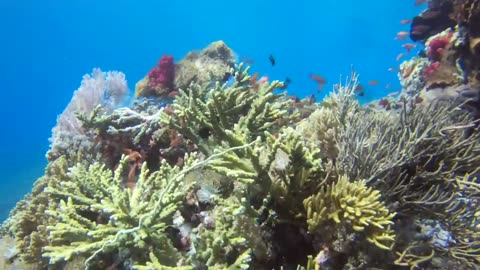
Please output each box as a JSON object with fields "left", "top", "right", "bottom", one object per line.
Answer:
{"left": 198, "top": 127, "right": 211, "bottom": 139}
{"left": 269, "top": 54, "right": 276, "bottom": 66}
{"left": 222, "top": 72, "right": 232, "bottom": 82}
{"left": 278, "top": 77, "right": 291, "bottom": 90}
{"left": 354, "top": 84, "right": 364, "bottom": 92}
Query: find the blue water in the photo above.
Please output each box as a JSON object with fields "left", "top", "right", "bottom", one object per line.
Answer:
{"left": 0, "top": 0, "right": 424, "bottom": 221}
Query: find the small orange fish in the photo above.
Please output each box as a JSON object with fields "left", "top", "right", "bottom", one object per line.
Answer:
{"left": 293, "top": 102, "right": 303, "bottom": 108}
{"left": 368, "top": 80, "right": 379, "bottom": 86}
{"left": 388, "top": 91, "right": 400, "bottom": 97}
{"left": 400, "top": 19, "right": 412, "bottom": 24}
{"left": 401, "top": 66, "right": 414, "bottom": 78}
{"left": 397, "top": 31, "right": 409, "bottom": 37}
{"left": 167, "top": 91, "right": 179, "bottom": 98}
{"left": 250, "top": 72, "right": 259, "bottom": 85}
{"left": 412, "top": 25, "right": 431, "bottom": 33}
{"left": 310, "top": 74, "right": 327, "bottom": 84}
{"left": 164, "top": 105, "right": 173, "bottom": 115}
{"left": 402, "top": 43, "right": 417, "bottom": 53}
{"left": 415, "top": 0, "right": 426, "bottom": 6}
{"left": 317, "top": 84, "right": 325, "bottom": 91}
{"left": 388, "top": 67, "right": 396, "bottom": 72}
{"left": 394, "top": 35, "right": 408, "bottom": 41}
{"left": 396, "top": 53, "right": 404, "bottom": 61}
{"left": 422, "top": 10, "right": 441, "bottom": 19}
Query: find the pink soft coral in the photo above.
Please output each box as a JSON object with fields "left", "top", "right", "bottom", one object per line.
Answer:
{"left": 423, "top": 61, "right": 441, "bottom": 79}
{"left": 427, "top": 34, "right": 452, "bottom": 61}
{"left": 147, "top": 54, "right": 175, "bottom": 90}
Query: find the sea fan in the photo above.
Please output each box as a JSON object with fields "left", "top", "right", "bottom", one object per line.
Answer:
{"left": 47, "top": 68, "right": 129, "bottom": 161}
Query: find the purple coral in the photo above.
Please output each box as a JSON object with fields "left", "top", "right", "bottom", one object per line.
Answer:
{"left": 147, "top": 54, "right": 175, "bottom": 91}
{"left": 47, "top": 68, "right": 129, "bottom": 161}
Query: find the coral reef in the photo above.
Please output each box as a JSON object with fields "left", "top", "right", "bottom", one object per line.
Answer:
{"left": 303, "top": 175, "right": 396, "bottom": 250}
{"left": 135, "top": 41, "right": 236, "bottom": 99}
{"left": 400, "top": 0, "right": 480, "bottom": 115}
{"left": 48, "top": 68, "right": 129, "bottom": 162}
{"left": 1, "top": 40, "right": 480, "bottom": 270}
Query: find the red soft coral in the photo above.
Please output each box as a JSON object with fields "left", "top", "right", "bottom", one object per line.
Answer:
{"left": 423, "top": 61, "right": 441, "bottom": 79}
{"left": 147, "top": 54, "right": 175, "bottom": 91}
{"left": 427, "top": 34, "right": 452, "bottom": 61}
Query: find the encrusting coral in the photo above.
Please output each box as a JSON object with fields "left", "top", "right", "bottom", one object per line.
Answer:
{"left": 1, "top": 40, "right": 480, "bottom": 270}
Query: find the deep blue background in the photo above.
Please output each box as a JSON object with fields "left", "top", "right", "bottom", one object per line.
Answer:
{"left": 0, "top": 0, "right": 424, "bottom": 221}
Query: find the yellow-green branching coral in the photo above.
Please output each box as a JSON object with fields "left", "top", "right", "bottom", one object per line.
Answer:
{"left": 5, "top": 156, "right": 72, "bottom": 268}
{"left": 42, "top": 153, "right": 199, "bottom": 267}
{"left": 296, "top": 107, "right": 339, "bottom": 161}
{"left": 206, "top": 126, "right": 325, "bottom": 216}
{"left": 135, "top": 252, "right": 194, "bottom": 270}
{"left": 303, "top": 175, "right": 396, "bottom": 250}
{"left": 265, "top": 127, "right": 324, "bottom": 216}
{"left": 189, "top": 197, "right": 262, "bottom": 268}
{"left": 165, "top": 63, "right": 292, "bottom": 155}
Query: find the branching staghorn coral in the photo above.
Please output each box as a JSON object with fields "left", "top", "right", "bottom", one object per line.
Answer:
{"left": 3, "top": 156, "right": 71, "bottom": 267}
{"left": 165, "top": 63, "right": 292, "bottom": 155}
{"left": 297, "top": 68, "right": 364, "bottom": 164}
{"left": 393, "top": 172, "right": 480, "bottom": 268}
{"left": 265, "top": 127, "right": 325, "bottom": 216}
{"left": 164, "top": 64, "right": 326, "bottom": 209}
{"left": 205, "top": 125, "right": 325, "bottom": 214}
{"left": 188, "top": 196, "right": 264, "bottom": 268}
{"left": 328, "top": 71, "right": 480, "bottom": 267}
{"left": 296, "top": 107, "right": 339, "bottom": 161}
{"left": 136, "top": 249, "right": 252, "bottom": 270}
{"left": 303, "top": 175, "right": 396, "bottom": 250}
{"left": 6, "top": 50, "right": 480, "bottom": 269}
{"left": 80, "top": 105, "right": 167, "bottom": 146}
{"left": 43, "top": 154, "right": 195, "bottom": 268}
{"left": 69, "top": 140, "right": 259, "bottom": 269}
